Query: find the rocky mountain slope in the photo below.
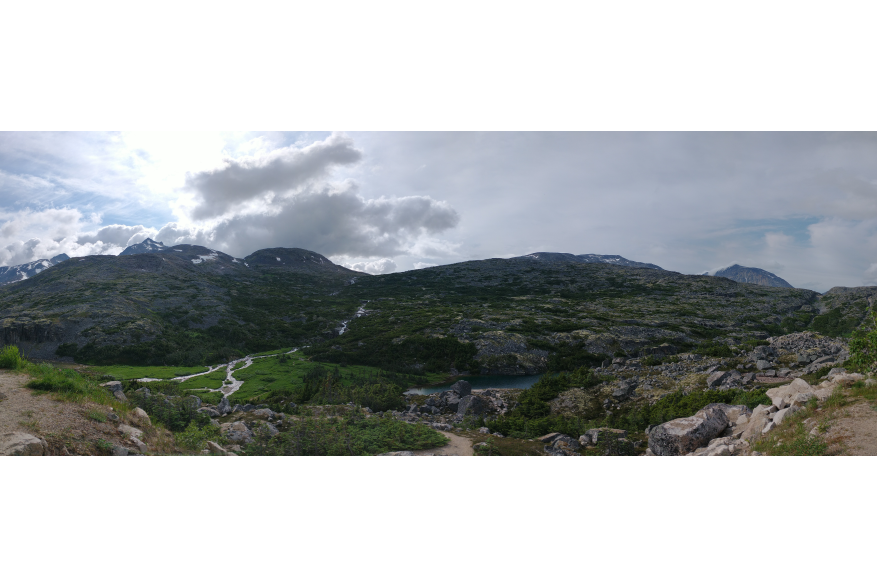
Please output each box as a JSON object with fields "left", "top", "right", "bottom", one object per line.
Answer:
{"left": 0, "top": 238, "right": 874, "bottom": 377}
{"left": 0, "top": 254, "right": 70, "bottom": 285}
{"left": 0, "top": 244, "right": 363, "bottom": 365}
{"left": 702, "top": 264, "right": 793, "bottom": 288}
{"left": 517, "top": 252, "right": 663, "bottom": 270}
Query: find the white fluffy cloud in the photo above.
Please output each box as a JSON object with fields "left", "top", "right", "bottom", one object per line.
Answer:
{"left": 343, "top": 258, "right": 398, "bottom": 274}
{"left": 0, "top": 207, "right": 125, "bottom": 265}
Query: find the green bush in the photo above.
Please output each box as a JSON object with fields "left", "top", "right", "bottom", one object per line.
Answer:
{"left": 126, "top": 388, "right": 209, "bottom": 432}
{"left": 848, "top": 309, "right": 877, "bottom": 372}
{"left": 244, "top": 412, "right": 449, "bottom": 456}
{"left": 0, "top": 345, "right": 24, "bottom": 369}
{"left": 605, "top": 387, "right": 770, "bottom": 431}
{"left": 812, "top": 306, "right": 864, "bottom": 338}
{"left": 175, "top": 421, "right": 222, "bottom": 452}
{"left": 695, "top": 343, "right": 734, "bottom": 358}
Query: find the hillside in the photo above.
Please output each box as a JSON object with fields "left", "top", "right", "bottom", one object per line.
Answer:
{"left": 0, "top": 242, "right": 873, "bottom": 377}
{"left": 0, "top": 247, "right": 362, "bottom": 365}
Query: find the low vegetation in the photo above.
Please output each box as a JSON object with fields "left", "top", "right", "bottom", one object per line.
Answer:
{"left": 242, "top": 410, "right": 449, "bottom": 456}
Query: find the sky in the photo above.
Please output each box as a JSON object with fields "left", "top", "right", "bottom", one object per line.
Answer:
{"left": 1, "top": 131, "right": 877, "bottom": 292}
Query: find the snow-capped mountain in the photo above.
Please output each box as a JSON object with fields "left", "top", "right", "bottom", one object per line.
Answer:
{"left": 118, "top": 238, "right": 168, "bottom": 255}
{"left": 702, "top": 264, "right": 793, "bottom": 288}
{"left": 518, "top": 252, "right": 664, "bottom": 270}
{"left": 0, "top": 253, "right": 70, "bottom": 285}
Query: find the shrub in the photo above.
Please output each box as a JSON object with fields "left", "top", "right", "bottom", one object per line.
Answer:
{"left": 175, "top": 421, "right": 222, "bottom": 452}
{"left": 0, "top": 345, "right": 24, "bottom": 369}
{"left": 695, "top": 343, "right": 734, "bottom": 358}
{"left": 848, "top": 309, "right": 877, "bottom": 372}
{"left": 244, "top": 412, "right": 448, "bottom": 456}
{"left": 127, "top": 388, "right": 209, "bottom": 432}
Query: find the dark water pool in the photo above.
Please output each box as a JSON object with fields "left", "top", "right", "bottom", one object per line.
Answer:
{"left": 405, "top": 373, "right": 543, "bottom": 395}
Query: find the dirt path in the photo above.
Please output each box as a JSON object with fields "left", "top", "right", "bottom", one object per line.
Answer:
{"left": 413, "top": 431, "right": 474, "bottom": 456}
{"left": 824, "top": 399, "right": 877, "bottom": 455}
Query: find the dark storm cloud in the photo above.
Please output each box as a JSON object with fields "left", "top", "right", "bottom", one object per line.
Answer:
{"left": 157, "top": 181, "right": 460, "bottom": 258}
{"left": 185, "top": 133, "right": 363, "bottom": 220}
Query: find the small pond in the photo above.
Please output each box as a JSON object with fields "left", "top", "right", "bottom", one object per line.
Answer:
{"left": 405, "top": 373, "right": 543, "bottom": 395}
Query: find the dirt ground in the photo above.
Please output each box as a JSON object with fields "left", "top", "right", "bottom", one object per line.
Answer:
{"left": 413, "top": 431, "right": 474, "bottom": 456}
{"left": 0, "top": 371, "right": 135, "bottom": 455}
{"left": 824, "top": 399, "right": 877, "bottom": 455}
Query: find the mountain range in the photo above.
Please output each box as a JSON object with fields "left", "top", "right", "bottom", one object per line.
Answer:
{"left": 0, "top": 254, "right": 70, "bottom": 285}
{"left": 0, "top": 242, "right": 798, "bottom": 291}
{"left": 516, "top": 252, "right": 664, "bottom": 270}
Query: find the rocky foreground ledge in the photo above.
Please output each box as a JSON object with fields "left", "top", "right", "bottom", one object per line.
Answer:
{"left": 528, "top": 368, "right": 863, "bottom": 457}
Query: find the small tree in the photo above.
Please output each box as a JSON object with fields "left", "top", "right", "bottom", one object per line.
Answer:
{"left": 848, "top": 309, "right": 877, "bottom": 372}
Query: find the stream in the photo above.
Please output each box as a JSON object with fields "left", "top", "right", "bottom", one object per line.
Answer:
{"left": 136, "top": 301, "right": 371, "bottom": 397}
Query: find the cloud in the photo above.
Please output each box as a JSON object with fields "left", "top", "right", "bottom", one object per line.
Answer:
{"left": 0, "top": 207, "right": 129, "bottom": 266}
{"left": 158, "top": 180, "right": 460, "bottom": 259}
{"left": 77, "top": 224, "right": 156, "bottom": 247}
{"left": 344, "top": 258, "right": 397, "bottom": 274}
{"left": 185, "top": 133, "right": 363, "bottom": 220}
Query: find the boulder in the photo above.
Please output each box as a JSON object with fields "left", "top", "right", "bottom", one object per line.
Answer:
{"left": 740, "top": 407, "right": 772, "bottom": 442}
{"left": 376, "top": 451, "right": 415, "bottom": 456}
{"left": 689, "top": 437, "right": 751, "bottom": 456}
{"left": 790, "top": 392, "right": 815, "bottom": 407}
{"left": 766, "top": 378, "right": 814, "bottom": 410}
{"left": 0, "top": 432, "right": 47, "bottom": 456}
{"left": 538, "top": 432, "right": 565, "bottom": 443}
{"left": 185, "top": 395, "right": 202, "bottom": 410}
{"left": 756, "top": 360, "right": 773, "bottom": 370}
{"left": 221, "top": 421, "right": 254, "bottom": 444}
{"left": 112, "top": 445, "right": 129, "bottom": 456}
{"left": 113, "top": 390, "right": 127, "bottom": 402}
{"left": 100, "top": 381, "right": 123, "bottom": 394}
{"left": 129, "top": 436, "right": 148, "bottom": 453}
{"left": 706, "top": 371, "right": 729, "bottom": 388}
{"left": 648, "top": 406, "right": 729, "bottom": 456}
{"left": 612, "top": 382, "right": 636, "bottom": 400}
{"left": 702, "top": 403, "right": 752, "bottom": 423}
{"left": 772, "top": 405, "right": 802, "bottom": 427}
{"left": 450, "top": 380, "right": 472, "bottom": 397}
{"left": 217, "top": 395, "right": 232, "bottom": 416}
{"left": 197, "top": 407, "right": 221, "bottom": 418}
{"left": 118, "top": 424, "right": 143, "bottom": 439}
{"left": 545, "top": 435, "right": 581, "bottom": 456}
{"left": 252, "top": 408, "right": 274, "bottom": 420}
{"left": 583, "top": 427, "right": 627, "bottom": 445}
{"left": 456, "top": 394, "right": 490, "bottom": 417}
{"left": 206, "top": 441, "right": 228, "bottom": 456}
{"left": 129, "top": 407, "right": 151, "bottom": 427}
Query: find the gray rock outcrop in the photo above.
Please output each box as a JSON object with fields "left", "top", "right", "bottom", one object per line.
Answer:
{"left": 450, "top": 380, "right": 472, "bottom": 397}
{"left": 648, "top": 406, "right": 729, "bottom": 456}
{"left": 0, "top": 432, "right": 48, "bottom": 456}
{"left": 217, "top": 395, "right": 232, "bottom": 416}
